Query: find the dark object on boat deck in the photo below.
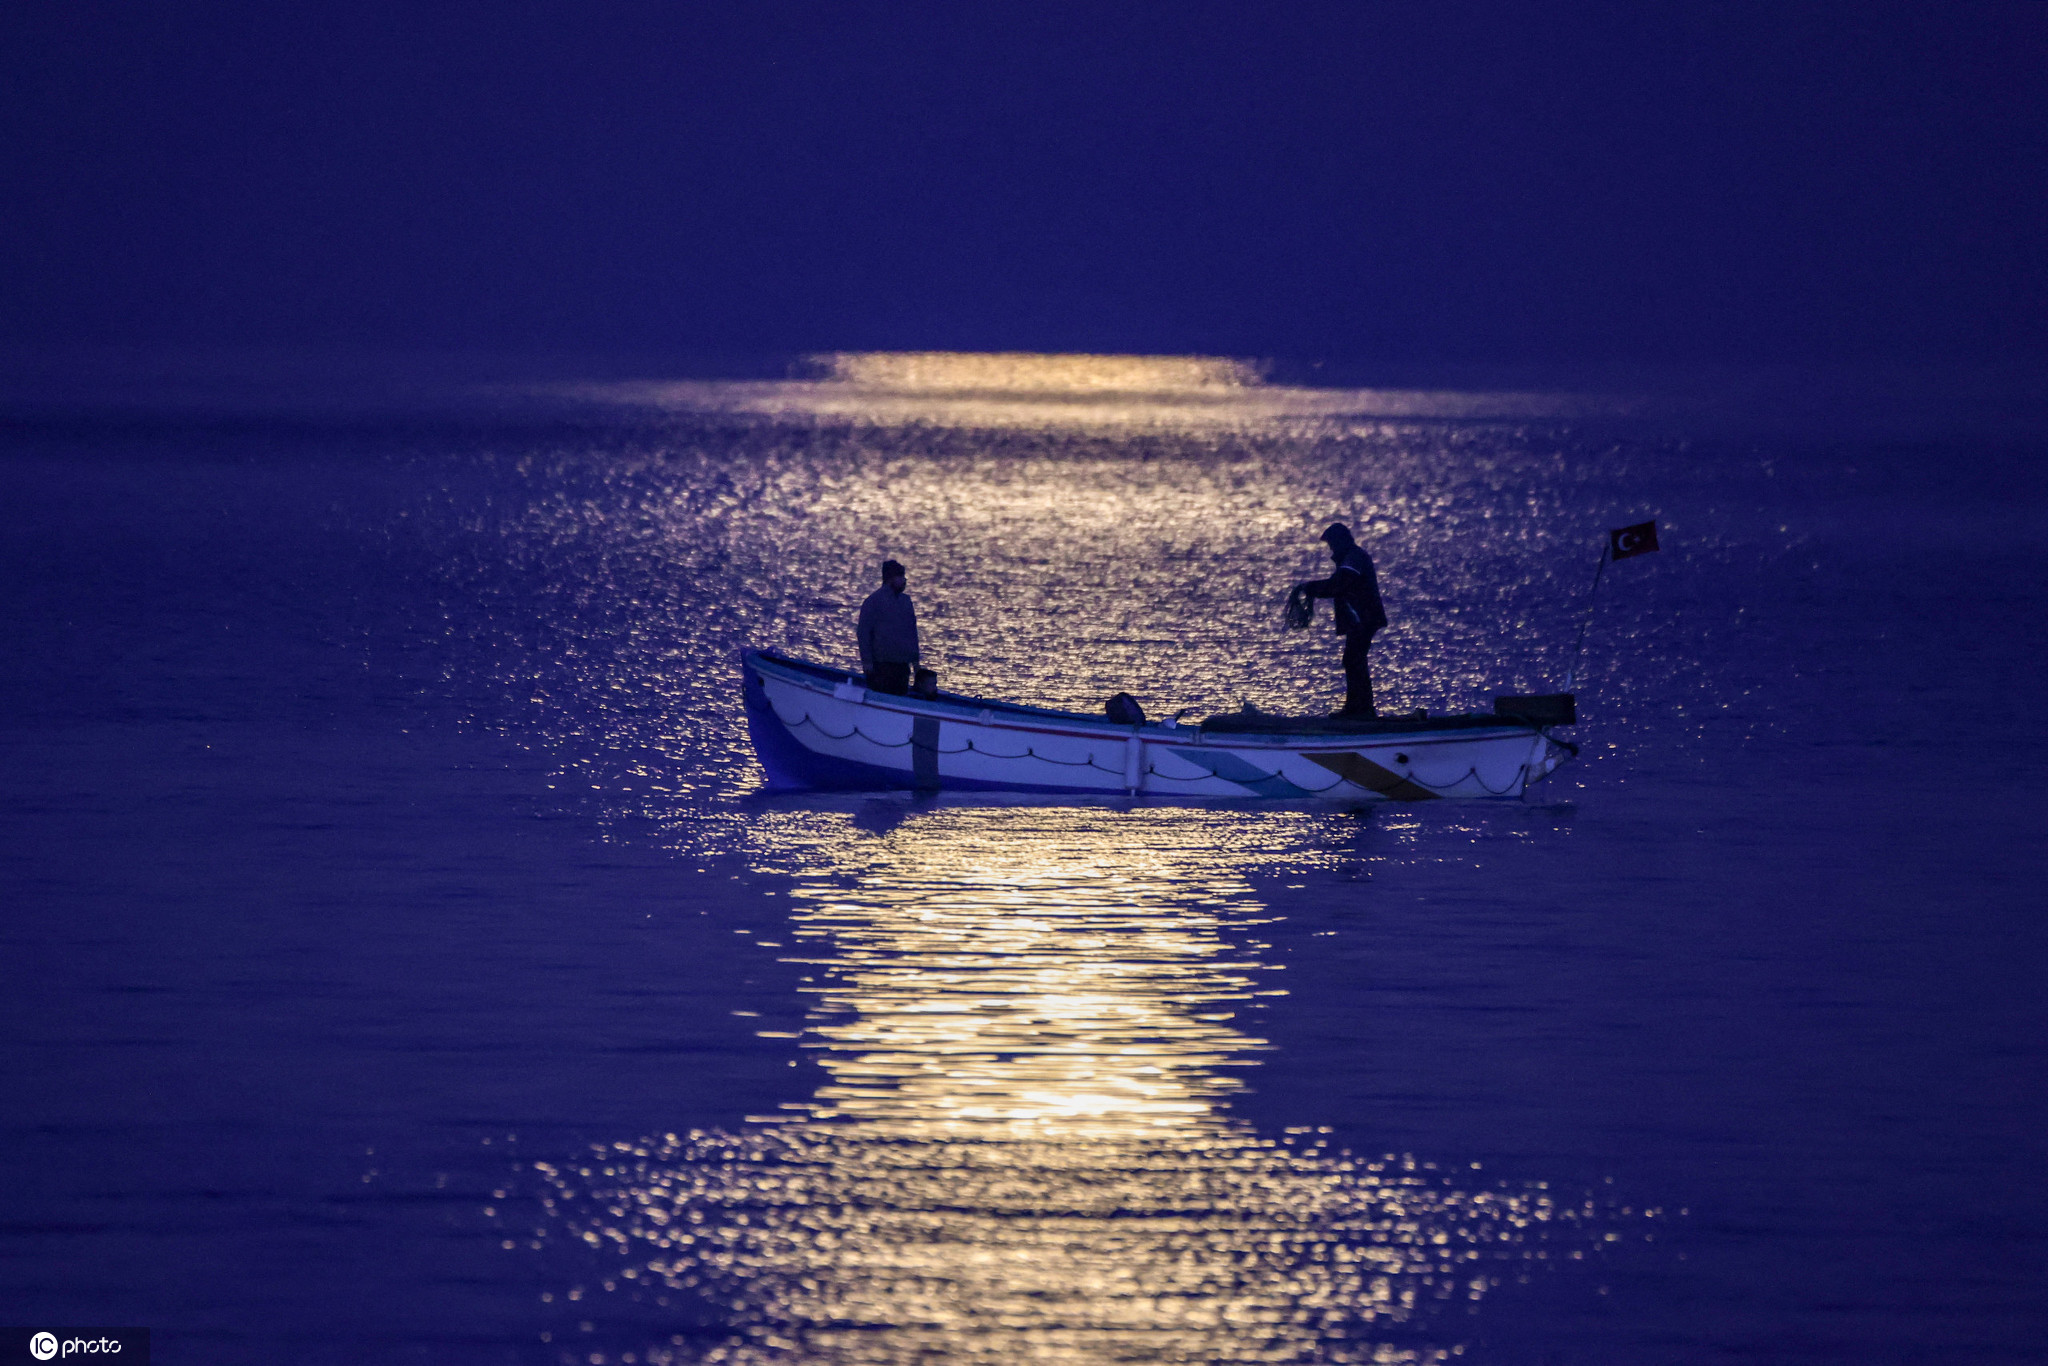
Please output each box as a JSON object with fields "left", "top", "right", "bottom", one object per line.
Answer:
{"left": 912, "top": 667, "right": 940, "bottom": 699}
{"left": 1493, "top": 693, "right": 1576, "bottom": 726}
{"left": 1105, "top": 692, "right": 1146, "bottom": 725}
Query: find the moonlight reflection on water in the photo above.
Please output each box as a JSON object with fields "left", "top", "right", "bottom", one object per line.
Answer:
{"left": 526, "top": 807, "right": 1635, "bottom": 1363}
{"left": 5, "top": 348, "right": 2044, "bottom": 1363}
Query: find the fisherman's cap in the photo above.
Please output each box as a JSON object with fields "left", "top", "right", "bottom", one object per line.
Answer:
{"left": 1319, "top": 523, "right": 1353, "bottom": 545}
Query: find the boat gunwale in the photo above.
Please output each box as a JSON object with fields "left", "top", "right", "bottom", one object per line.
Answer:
{"left": 745, "top": 649, "right": 1548, "bottom": 750}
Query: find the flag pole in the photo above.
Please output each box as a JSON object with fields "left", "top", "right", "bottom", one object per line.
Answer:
{"left": 1562, "top": 543, "right": 1610, "bottom": 692}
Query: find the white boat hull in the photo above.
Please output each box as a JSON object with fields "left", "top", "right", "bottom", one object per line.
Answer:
{"left": 744, "top": 652, "right": 1572, "bottom": 802}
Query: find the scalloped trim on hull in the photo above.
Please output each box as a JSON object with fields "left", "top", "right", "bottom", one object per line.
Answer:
{"left": 742, "top": 650, "right": 1573, "bottom": 802}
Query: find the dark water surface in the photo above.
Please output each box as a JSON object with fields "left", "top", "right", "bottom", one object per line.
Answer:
{"left": 4, "top": 358, "right": 2046, "bottom": 1363}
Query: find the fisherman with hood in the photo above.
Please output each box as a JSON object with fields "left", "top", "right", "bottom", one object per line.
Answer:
{"left": 856, "top": 558, "right": 920, "bottom": 695}
{"left": 1287, "top": 523, "right": 1388, "bottom": 717}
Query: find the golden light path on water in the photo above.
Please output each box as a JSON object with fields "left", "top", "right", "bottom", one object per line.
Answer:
{"left": 543, "top": 350, "right": 1626, "bottom": 432}
{"left": 529, "top": 807, "right": 1628, "bottom": 1365}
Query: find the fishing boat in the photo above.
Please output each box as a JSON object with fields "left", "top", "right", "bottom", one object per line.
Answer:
{"left": 743, "top": 649, "right": 1576, "bottom": 802}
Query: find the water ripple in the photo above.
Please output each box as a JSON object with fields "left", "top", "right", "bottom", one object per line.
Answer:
{"left": 521, "top": 804, "right": 1636, "bottom": 1362}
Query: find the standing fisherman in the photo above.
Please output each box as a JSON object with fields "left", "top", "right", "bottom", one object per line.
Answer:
{"left": 856, "top": 558, "right": 921, "bottom": 695}
{"left": 1288, "top": 523, "right": 1388, "bottom": 717}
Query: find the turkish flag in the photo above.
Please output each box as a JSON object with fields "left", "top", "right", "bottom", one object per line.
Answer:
{"left": 1609, "top": 520, "right": 1659, "bottom": 559}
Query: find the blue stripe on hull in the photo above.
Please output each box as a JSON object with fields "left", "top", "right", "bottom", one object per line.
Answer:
{"left": 743, "top": 667, "right": 1115, "bottom": 795}
{"left": 1167, "top": 746, "right": 1314, "bottom": 798}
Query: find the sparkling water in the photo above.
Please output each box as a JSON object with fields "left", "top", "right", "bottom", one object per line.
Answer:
{"left": 4, "top": 356, "right": 2045, "bottom": 1363}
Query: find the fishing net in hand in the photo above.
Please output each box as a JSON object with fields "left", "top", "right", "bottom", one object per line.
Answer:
{"left": 1283, "top": 585, "right": 1314, "bottom": 630}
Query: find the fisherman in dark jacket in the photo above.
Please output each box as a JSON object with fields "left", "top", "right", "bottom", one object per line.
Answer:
{"left": 1290, "top": 523, "right": 1388, "bottom": 716}
{"left": 856, "top": 559, "right": 920, "bottom": 695}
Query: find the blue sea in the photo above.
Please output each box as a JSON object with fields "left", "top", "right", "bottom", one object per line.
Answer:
{"left": 3, "top": 354, "right": 2046, "bottom": 1364}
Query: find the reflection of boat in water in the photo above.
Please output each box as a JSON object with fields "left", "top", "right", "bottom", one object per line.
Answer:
{"left": 744, "top": 649, "right": 1575, "bottom": 801}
